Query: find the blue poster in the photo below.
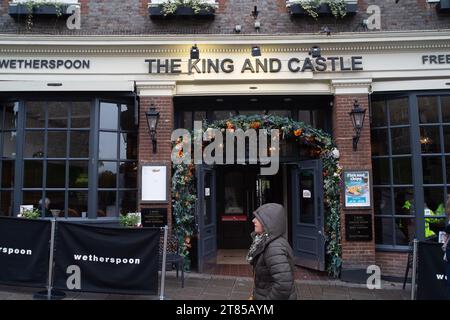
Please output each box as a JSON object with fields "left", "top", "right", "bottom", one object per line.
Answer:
{"left": 344, "top": 171, "right": 371, "bottom": 208}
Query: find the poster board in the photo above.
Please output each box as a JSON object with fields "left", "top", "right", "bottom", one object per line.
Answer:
{"left": 343, "top": 170, "right": 372, "bottom": 209}
{"left": 141, "top": 164, "right": 168, "bottom": 203}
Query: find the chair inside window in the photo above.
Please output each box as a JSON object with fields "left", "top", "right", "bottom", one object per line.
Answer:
{"left": 159, "top": 234, "right": 184, "bottom": 288}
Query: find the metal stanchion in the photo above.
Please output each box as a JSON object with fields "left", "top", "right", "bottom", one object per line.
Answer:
{"left": 159, "top": 225, "right": 168, "bottom": 300}
{"left": 34, "top": 218, "right": 65, "bottom": 300}
{"left": 411, "top": 239, "right": 418, "bottom": 301}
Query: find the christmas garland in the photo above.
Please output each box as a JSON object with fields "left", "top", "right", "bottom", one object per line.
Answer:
{"left": 172, "top": 114, "right": 342, "bottom": 276}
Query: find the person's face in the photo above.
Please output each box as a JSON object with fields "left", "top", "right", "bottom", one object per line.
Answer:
{"left": 252, "top": 217, "right": 264, "bottom": 234}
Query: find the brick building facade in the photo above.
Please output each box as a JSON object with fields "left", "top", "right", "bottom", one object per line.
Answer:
{"left": 0, "top": 0, "right": 449, "bottom": 281}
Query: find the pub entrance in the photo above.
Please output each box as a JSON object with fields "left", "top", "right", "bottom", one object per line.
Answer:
{"left": 196, "top": 161, "right": 325, "bottom": 272}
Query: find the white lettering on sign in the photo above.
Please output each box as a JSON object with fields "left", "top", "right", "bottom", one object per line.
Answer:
{"left": 303, "top": 190, "right": 311, "bottom": 199}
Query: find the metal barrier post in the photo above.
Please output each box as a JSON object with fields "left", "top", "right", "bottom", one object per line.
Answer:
{"left": 411, "top": 239, "right": 418, "bottom": 300}
{"left": 47, "top": 218, "right": 56, "bottom": 300}
{"left": 160, "top": 225, "right": 168, "bottom": 300}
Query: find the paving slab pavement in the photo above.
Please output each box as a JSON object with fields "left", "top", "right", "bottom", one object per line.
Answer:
{"left": 0, "top": 271, "right": 411, "bottom": 301}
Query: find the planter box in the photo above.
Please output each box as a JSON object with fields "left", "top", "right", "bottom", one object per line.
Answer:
{"left": 149, "top": 5, "right": 215, "bottom": 19}
{"left": 437, "top": 0, "right": 450, "bottom": 13}
{"left": 8, "top": 3, "right": 71, "bottom": 19}
{"left": 289, "top": 3, "right": 357, "bottom": 17}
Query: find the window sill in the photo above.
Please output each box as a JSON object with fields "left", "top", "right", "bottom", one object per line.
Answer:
{"left": 375, "top": 245, "right": 411, "bottom": 253}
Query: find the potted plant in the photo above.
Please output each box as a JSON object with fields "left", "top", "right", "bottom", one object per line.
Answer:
{"left": 149, "top": 0, "right": 216, "bottom": 19}
{"left": 119, "top": 212, "right": 141, "bottom": 228}
{"left": 437, "top": 0, "right": 450, "bottom": 13}
{"left": 18, "top": 208, "right": 41, "bottom": 219}
{"left": 288, "top": 0, "right": 357, "bottom": 19}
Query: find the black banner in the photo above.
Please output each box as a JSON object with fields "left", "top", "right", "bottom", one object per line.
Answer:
{"left": 53, "top": 222, "right": 160, "bottom": 295}
{"left": 417, "top": 241, "right": 448, "bottom": 300}
{"left": 0, "top": 217, "right": 51, "bottom": 287}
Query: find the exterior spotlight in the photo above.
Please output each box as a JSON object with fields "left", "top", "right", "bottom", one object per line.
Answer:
{"left": 190, "top": 45, "right": 199, "bottom": 59}
{"left": 349, "top": 99, "right": 367, "bottom": 151}
{"left": 254, "top": 20, "right": 261, "bottom": 30}
{"left": 251, "top": 46, "right": 261, "bottom": 57}
{"left": 308, "top": 46, "right": 321, "bottom": 58}
{"left": 234, "top": 24, "right": 242, "bottom": 33}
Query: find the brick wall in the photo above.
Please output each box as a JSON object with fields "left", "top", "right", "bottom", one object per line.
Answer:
{"left": 0, "top": 0, "right": 448, "bottom": 35}
{"left": 138, "top": 96, "right": 174, "bottom": 229}
{"left": 333, "top": 94, "right": 376, "bottom": 270}
{"left": 376, "top": 251, "right": 409, "bottom": 278}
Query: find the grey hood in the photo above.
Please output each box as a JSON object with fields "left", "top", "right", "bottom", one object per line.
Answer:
{"left": 253, "top": 203, "right": 287, "bottom": 241}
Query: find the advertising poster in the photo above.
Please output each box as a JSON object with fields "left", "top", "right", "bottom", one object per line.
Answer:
{"left": 344, "top": 171, "right": 371, "bottom": 208}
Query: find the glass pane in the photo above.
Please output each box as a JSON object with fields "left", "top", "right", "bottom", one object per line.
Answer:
{"left": 224, "top": 171, "right": 243, "bottom": 215}
{"left": 45, "top": 191, "right": 65, "bottom": 217}
{"left": 1, "top": 160, "right": 14, "bottom": 188}
{"left": 100, "top": 102, "right": 118, "bottom": 130}
{"left": 373, "top": 188, "right": 392, "bottom": 215}
{"left": 99, "top": 161, "right": 117, "bottom": 188}
{"left": 394, "top": 187, "right": 414, "bottom": 215}
{"left": 298, "top": 110, "right": 311, "bottom": 124}
{"left": 446, "top": 156, "right": 450, "bottom": 184}
{"left": 426, "top": 218, "right": 447, "bottom": 240}
{"left": 2, "top": 131, "right": 16, "bottom": 158}
{"left": 442, "top": 126, "right": 450, "bottom": 153}
{"left": 0, "top": 191, "right": 13, "bottom": 216}
{"left": 119, "top": 162, "right": 137, "bottom": 188}
{"left": 269, "top": 110, "right": 291, "bottom": 118}
{"left": 69, "top": 161, "right": 89, "bottom": 188}
{"left": 180, "top": 111, "right": 192, "bottom": 130}
{"left": 47, "top": 102, "right": 68, "bottom": 128}
{"left": 68, "top": 191, "right": 88, "bottom": 218}
{"left": 71, "top": 102, "right": 91, "bottom": 128}
{"left": 299, "top": 169, "right": 315, "bottom": 224}
{"left": 98, "top": 191, "right": 116, "bottom": 217}
{"left": 375, "top": 217, "right": 394, "bottom": 245}
{"left": 395, "top": 218, "right": 415, "bottom": 245}
{"left": 422, "top": 156, "right": 443, "bottom": 184}
{"left": 193, "top": 111, "right": 206, "bottom": 122}
{"left": 423, "top": 187, "right": 445, "bottom": 217}
{"left": 392, "top": 157, "right": 412, "bottom": 185}
{"left": 389, "top": 98, "right": 409, "bottom": 125}
{"left": 99, "top": 132, "right": 117, "bottom": 159}
{"left": 420, "top": 126, "right": 441, "bottom": 154}
{"left": 24, "top": 130, "right": 44, "bottom": 158}
{"left": 23, "top": 161, "right": 43, "bottom": 188}
{"left": 312, "top": 110, "right": 326, "bottom": 130}
{"left": 25, "top": 102, "right": 45, "bottom": 128}
{"left": 46, "top": 161, "right": 66, "bottom": 188}
{"left": 418, "top": 96, "right": 439, "bottom": 124}
{"left": 213, "top": 110, "right": 237, "bottom": 121}
{"left": 441, "top": 96, "right": 450, "bottom": 123}
{"left": 0, "top": 104, "right": 3, "bottom": 130}
{"left": 372, "top": 158, "right": 390, "bottom": 185}
{"left": 119, "top": 132, "right": 137, "bottom": 160}
{"left": 371, "top": 129, "right": 388, "bottom": 156}
{"left": 391, "top": 127, "right": 411, "bottom": 155}
{"left": 70, "top": 131, "right": 90, "bottom": 158}
{"left": 47, "top": 131, "right": 67, "bottom": 158}
{"left": 371, "top": 100, "right": 387, "bottom": 127}
{"left": 22, "top": 191, "right": 42, "bottom": 214}
{"left": 4, "top": 102, "right": 19, "bottom": 130}
{"left": 119, "top": 190, "right": 137, "bottom": 215}
{"left": 120, "top": 104, "right": 135, "bottom": 131}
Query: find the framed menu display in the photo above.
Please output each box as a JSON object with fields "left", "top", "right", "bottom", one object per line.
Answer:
{"left": 141, "top": 164, "right": 168, "bottom": 203}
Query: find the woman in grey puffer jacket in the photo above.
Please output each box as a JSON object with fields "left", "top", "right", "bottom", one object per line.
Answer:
{"left": 247, "top": 203, "right": 297, "bottom": 300}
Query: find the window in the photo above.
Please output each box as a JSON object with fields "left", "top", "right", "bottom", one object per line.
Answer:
{"left": 22, "top": 101, "right": 90, "bottom": 218}
{"left": 97, "top": 102, "right": 138, "bottom": 218}
{"left": 371, "top": 97, "right": 415, "bottom": 248}
{"left": 372, "top": 93, "right": 450, "bottom": 248}
{"left": 0, "top": 102, "right": 18, "bottom": 216}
